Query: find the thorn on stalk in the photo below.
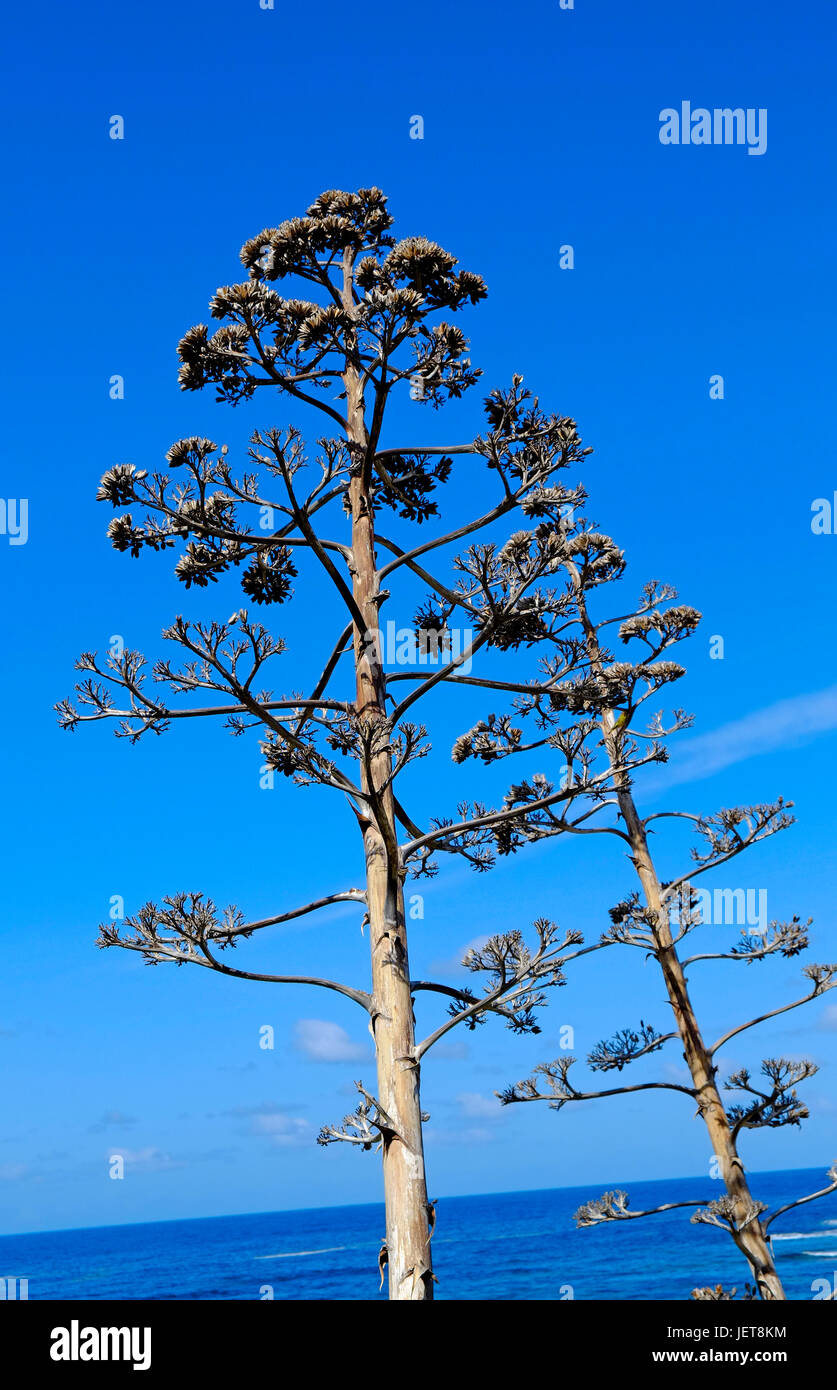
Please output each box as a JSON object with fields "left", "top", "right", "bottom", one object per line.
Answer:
{"left": 401, "top": 1263, "right": 438, "bottom": 1298}
{"left": 426, "top": 1199, "right": 437, "bottom": 1244}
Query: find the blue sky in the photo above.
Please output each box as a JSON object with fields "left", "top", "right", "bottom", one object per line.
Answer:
{"left": 2, "top": 0, "right": 837, "bottom": 1236}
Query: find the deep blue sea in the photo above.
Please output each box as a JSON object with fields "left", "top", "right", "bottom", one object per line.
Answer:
{"left": 2, "top": 1168, "right": 836, "bottom": 1300}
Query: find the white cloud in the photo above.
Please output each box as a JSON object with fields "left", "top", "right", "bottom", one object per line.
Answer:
{"left": 660, "top": 684, "right": 837, "bottom": 790}
{"left": 112, "top": 1147, "right": 181, "bottom": 1172}
{"left": 662, "top": 1060, "right": 692, "bottom": 1084}
{"left": 430, "top": 935, "right": 491, "bottom": 976}
{"left": 0, "top": 1162, "right": 29, "bottom": 1182}
{"left": 293, "top": 1019, "right": 370, "bottom": 1064}
{"left": 222, "top": 1104, "right": 311, "bottom": 1148}
{"left": 248, "top": 1113, "right": 310, "bottom": 1147}
{"left": 456, "top": 1091, "right": 502, "bottom": 1120}
{"left": 433, "top": 1041, "right": 469, "bottom": 1061}
{"left": 89, "top": 1109, "right": 137, "bottom": 1133}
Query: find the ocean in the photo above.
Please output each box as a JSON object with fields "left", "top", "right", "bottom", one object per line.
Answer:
{"left": 2, "top": 1168, "right": 835, "bottom": 1301}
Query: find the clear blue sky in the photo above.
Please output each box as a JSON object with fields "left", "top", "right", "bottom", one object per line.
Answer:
{"left": 2, "top": 0, "right": 837, "bottom": 1235}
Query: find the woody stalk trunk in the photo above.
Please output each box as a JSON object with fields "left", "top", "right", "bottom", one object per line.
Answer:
{"left": 571, "top": 568, "right": 785, "bottom": 1300}
{"left": 342, "top": 248, "right": 434, "bottom": 1300}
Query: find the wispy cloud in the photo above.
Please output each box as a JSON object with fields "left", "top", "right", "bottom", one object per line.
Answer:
{"left": 429, "top": 935, "right": 491, "bottom": 976}
{"left": 110, "top": 1146, "right": 182, "bottom": 1173}
{"left": 658, "top": 684, "right": 837, "bottom": 790}
{"left": 0, "top": 1162, "right": 30, "bottom": 1182}
{"left": 248, "top": 1113, "right": 310, "bottom": 1147}
{"left": 224, "top": 1104, "right": 311, "bottom": 1148}
{"left": 433, "top": 1041, "right": 469, "bottom": 1062}
{"left": 88, "top": 1109, "right": 137, "bottom": 1133}
{"left": 433, "top": 1125, "right": 498, "bottom": 1146}
{"left": 456, "top": 1091, "right": 502, "bottom": 1120}
{"left": 293, "top": 1019, "right": 370, "bottom": 1064}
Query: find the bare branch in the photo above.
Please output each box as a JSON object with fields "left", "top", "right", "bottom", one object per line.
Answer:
{"left": 574, "top": 1189, "right": 710, "bottom": 1227}
{"left": 710, "top": 965, "right": 837, "bottom": 1055}
{"left": 765, "top": 1164, "right": 837, "bottom": 1229}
